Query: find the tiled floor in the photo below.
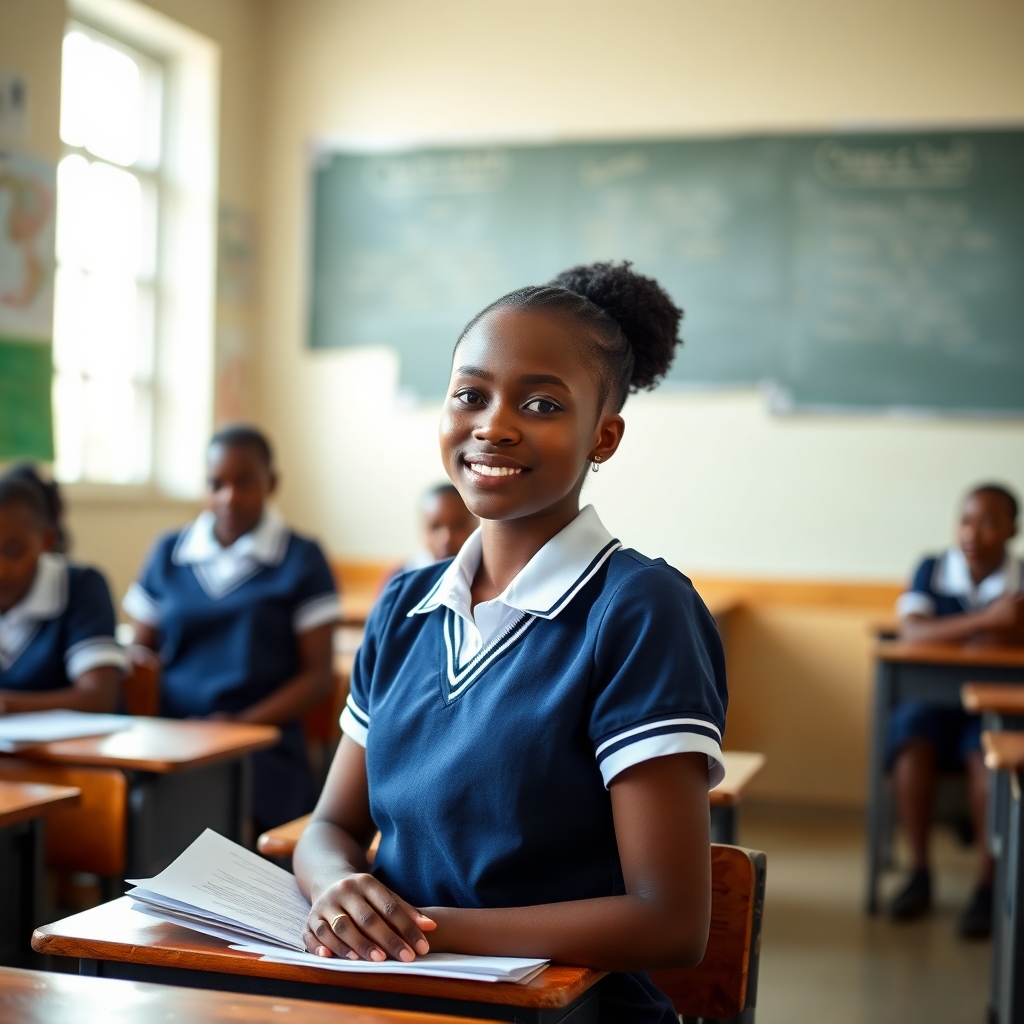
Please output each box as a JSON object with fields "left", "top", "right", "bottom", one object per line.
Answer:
{"left": 739, "top": 806, "right": 991, "bottom": 1024}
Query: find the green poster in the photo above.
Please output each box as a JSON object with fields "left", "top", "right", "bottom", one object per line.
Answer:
{"left": 0, "top": 150, "right": 56, "bottom": 460}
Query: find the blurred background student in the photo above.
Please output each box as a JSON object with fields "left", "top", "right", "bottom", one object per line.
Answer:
{"left": 405, "top": 483, "right": 479, "bottom": 569}
{"left": 0, "top": 465, "right": 123, "bottom": 714}
{"left": 123, "top": 425, "right": 340, "bottom": 833}
{"left": 889, "top": 483, "right": 1023, "bottom": 936}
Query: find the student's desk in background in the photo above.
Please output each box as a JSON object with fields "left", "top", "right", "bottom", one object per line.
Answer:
{"left": 0, "top": 782, "right": 79, "bottom": 966}
{"left": 0, "top": 720, "right": 278, "bottom": 891}
{"left": 33, "top": 898, "right": 602, "bottom": 1023}
{"left": 865, "top": 641, "right": 1024, "bottom": 912}
{"left": 710, "top": 751, "right": 765, "bottom": 844}
{"left": 0, "top": 966, "right": 485, "bottom": 1024}
{"left": 982, "top": 730, "right": 1024, "bottom": 1024}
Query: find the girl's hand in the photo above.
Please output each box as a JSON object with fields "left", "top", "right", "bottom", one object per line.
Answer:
{"left": 303, "top": 872, "right": 436, "bottom": 962}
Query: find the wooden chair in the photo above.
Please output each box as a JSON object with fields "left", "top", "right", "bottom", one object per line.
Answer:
{"left": 0, "top": 760, "right": 127, "bottom": 879}
{"left": 258, "top": 817, "right": 766, "bottom": 1023}
{"left": 303, "top": 653, "right": 355, "bottom": 790}
{"left": 121, "top": 652, "right": 160, "bottom": 717}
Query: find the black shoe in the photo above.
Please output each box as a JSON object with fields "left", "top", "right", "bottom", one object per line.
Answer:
{"left": 957, "top": 884, "right": 993, "bottom": 939}
{"left": 889, "top": 868, "right": 932, "bottom": 920}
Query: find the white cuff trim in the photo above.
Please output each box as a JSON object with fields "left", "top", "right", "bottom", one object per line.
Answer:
{"left": 66, "top": 638, "right": 129, "bottom": 678}
{"left": 896, "top": 592, "right": 936, "bottom": 618}
{"left": 293, "top": 592, "right": 341, "bottom": 633}
{"left": 339, "top": 695, "right": 370, "bottom": 747}
{"left": 599, "top": 732, "right": 725, "bottom": 790}
{"left": 123, "top": 583, "right": 161, "bottom": 627}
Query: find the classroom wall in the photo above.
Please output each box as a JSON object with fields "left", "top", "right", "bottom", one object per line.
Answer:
{"left": 0, "top": 0, "right": 266, "bottom": 602}
{"left": 258, "top": 0, "right": 1024, "bottom": 577}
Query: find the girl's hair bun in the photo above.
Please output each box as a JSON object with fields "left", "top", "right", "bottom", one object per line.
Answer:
{"left": 549, "top": 261, "right": 683, "bottom": 391}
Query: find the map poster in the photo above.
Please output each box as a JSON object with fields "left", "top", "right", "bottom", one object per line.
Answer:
{"left": 0, "top": 150, "right": 56, "bottom": 460}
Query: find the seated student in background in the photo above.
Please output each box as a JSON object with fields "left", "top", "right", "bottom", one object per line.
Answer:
{"left": 889, "top": 483, "right": 1023, "bottom": 936}
{"left": 124, "top": 425, "right": 340, "bottom": 832}
{"left": 403, "top": 483, "right": 478, "bottom": 569}
{"left": 0, "top": 466, "right": 123, "bottom": 714}
{"left": 294, "top": 262, "right": 726, "bottom": 1024}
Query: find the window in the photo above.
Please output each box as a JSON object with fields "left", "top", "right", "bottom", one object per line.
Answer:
{"left": 55, "top": 23, "right": 163, "bottom": 484}
{"left": 54, "top": 0, "right": 219, "bottom": 496}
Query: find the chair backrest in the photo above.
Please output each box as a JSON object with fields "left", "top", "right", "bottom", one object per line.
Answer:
{"left": 302, "top": 654, "right": 353, "bottom": 746}
{"left": 0, "top": 760, "right": 127, "bottom": 876}
{"left": 122, "top": 655, "right": 160, "bottom": 717}
{"left": 649, "top": 844, "right": 767, "bottom": 1021}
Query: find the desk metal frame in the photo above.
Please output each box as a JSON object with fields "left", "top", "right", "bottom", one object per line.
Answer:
{"left": 77, "top": 958, "right": 598, "bottom": 1024}
{"left": 865, "top": 658, "right": 1024, "bottom": 914}
{"left": 0, "top": 817, "right": 43, "bottom": 967}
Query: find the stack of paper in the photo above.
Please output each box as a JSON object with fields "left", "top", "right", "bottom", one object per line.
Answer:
{"left": 128, "top": 829, "right": 548, "bottom": 984}
{"left": 0, "top": 710, "right": 132, "bottom": 752}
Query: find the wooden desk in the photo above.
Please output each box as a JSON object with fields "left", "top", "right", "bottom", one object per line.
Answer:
{"left": 33, "top": 898, "right": 602, "bottom": 1023}
{"left": 0, "top": 781, "right": 79, "bottom": 966}
{"left": 0, "top": 720, "right": 279, "bottom": 889}
{"left": 709, "top": 751, "right": 766, "bottom": 845}
{"left": 963, "top": 683, "right": 1024, "bottom": 718}
{"left": 0, "top": 966, "right": 485, "bottom": 1024}
{"left": 982, "top": 732, "right": 1024, "bottom": 1024}
{"left": 865, "top": 641, "right": 1024, "bottom": 913}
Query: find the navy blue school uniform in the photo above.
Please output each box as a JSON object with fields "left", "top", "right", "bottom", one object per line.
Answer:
{"left": 340, "top": 505, "right": 727, "bottom": 1024}
{"left": 123, "top": 511, "right": 340, "bottom": 831}
{"left": 0, "top": 553, "right": 126, "bottom": 689}
{"left": 888, "top": 547, "right": 1024, "bottom": 769}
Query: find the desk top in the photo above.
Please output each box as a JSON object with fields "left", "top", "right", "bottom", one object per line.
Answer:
{"left": 33, "top": 899, "right": 603, "bottom": 1012}
{"left": 2, "top": 720, "right": 280, "bottom": 773}
{"left": 876, "top": 640, "right": 1024, "bottom": 668}
{"left": 0, "top": 780, "right": 80, "bottom": 829}
{"left": 0, "top": 966, "right": 483, "bottom": 1024}
{"left": 710, "top": 752, "right": 766, "bottom": 807}
{"left": 961, "top": 683, "right": 1024, "bottom": 715}
{"left": 982, "top": 730, "right": 1024, "bottom": 772}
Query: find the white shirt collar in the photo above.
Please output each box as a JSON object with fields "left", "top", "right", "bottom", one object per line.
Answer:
{"left": 933, "top": 547, "right": 1023, "bottom": 608}
{"left": 0, "top": 553, "right": 68, "bottom": 669}
{"left": 408, "top": 504, "right": 620, "bottom": 625}
{"left": 172, "top": 509, "right": 290, "bottom": 599}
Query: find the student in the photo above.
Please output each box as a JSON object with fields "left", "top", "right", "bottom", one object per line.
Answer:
{"left": 0, "top": 467, "right": 123, "bottom": 713}
{"left": 124, "top": 425, "right": 340, "bottom": 832}
{"left": 404, "top": 483, "right": 478, "bottom": 569}
{"left": 294, "top": 262, "right": 727, "bottom": 1023}
{"left": 889, "top": 483, "right": 1023, "bottom": 936}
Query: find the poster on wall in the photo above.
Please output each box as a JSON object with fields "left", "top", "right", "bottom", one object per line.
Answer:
{"left": 0, "top": 150, "right": 56, "bottom": 460}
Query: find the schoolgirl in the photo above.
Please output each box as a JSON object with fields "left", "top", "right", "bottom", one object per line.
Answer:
{"left": 0, "top": 466, "right": 123, "bottom": 712}
{"left": 293, "top": 263, "right": 727, "bottom": 1023}
{"left": 124, "top": 425, "right": 340, "bottom": 831}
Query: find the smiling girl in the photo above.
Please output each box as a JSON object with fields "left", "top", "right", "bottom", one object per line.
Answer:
{"left": 294, "top": 262, "right": 727, "bottom": 1023}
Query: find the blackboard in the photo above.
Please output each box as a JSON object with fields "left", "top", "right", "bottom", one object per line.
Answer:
{"left": 308, "top": 130, "right": 1024, "bottom": 413}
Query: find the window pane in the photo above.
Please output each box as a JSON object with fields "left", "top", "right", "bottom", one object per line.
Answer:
{"left": 60, "top": 30, "right": 146, "bottom": 167}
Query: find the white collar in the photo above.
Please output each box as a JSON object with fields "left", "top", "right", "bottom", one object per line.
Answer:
{"left": 172, "top": 509, "right": 290, "bottom": 599}
{"left": 0, "top": 553, "right": 68, "bottom": 670}
{"left": 933, "top": 547, "right": 1023, "bottom": 608}
{"left": 408, "top": 504, "right": 620, "bottom": 622}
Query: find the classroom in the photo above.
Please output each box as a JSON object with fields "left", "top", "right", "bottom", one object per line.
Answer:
{"left": 1, "top": 1, "right": 1023, "bottom": 1022}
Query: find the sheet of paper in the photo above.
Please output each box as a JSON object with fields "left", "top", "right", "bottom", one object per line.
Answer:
{"left": 0, "top": 710, "right": 132, "bottom": 751}
{"left": 127, "top": 828, "right": 310, "bottom": 950}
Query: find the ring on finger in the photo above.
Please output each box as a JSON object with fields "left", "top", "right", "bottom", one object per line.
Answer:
{"left": 330, "top": 913, "right": 348, "bottom": 932}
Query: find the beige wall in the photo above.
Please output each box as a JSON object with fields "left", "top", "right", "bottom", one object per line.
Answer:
{"left": 259, "top": 0, "right": 1024, "bottom": 578}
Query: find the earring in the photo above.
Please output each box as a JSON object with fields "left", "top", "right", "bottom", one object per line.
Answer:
{"left": 591, "top": 456, "right": 602, "bottom": 473}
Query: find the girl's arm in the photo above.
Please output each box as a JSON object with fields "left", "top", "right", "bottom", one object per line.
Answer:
{"left": 0, "top": 666, "right": 120, "bottom": 714}
{"left": 899, "top": 593, "right": 1024, "bottom": 644}
{"left": 296, "top": 743, "right": 711, "bottom": 971}
{"left": 233, "top": 622, "right": 335, "bottom": 726}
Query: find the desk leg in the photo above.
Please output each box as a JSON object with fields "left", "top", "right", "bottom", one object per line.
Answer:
{"left": 710, "top": 805, "right": 737, "bottom": 845}
{"left": 990, "top": 763, "right": 1010, "bottom": 1024}
{"left": 0, "top": 817, "right": 43, "bottom": 967}
{"left": 865, "top": 660, "right": 893, "bottom": 913}
{"left": 995, "top": 771, "right": 1024, "bottom": 1024}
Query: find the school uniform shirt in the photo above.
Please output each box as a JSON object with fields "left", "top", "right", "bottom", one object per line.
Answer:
{"left": 889, "top": 547, "right": 1024, "bottom": 769}
{"left": 123, "top": 510, "right": 340, "bottom": 829}
{"left": 341, "top": 505, "right": 727, "bottom": 1024}
{"left": 0, "top": 553, "right": 125, "bottom": 690}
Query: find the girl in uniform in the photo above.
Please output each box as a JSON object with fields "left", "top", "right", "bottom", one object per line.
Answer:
{"left": 124, "top": 425, "right": 340, "bottom": 832}
{"left": 0, "top": 467, "right": 123, "bottom": 713}
{"left": 294, "top": 263, "right": 727, "bottom": 1023}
